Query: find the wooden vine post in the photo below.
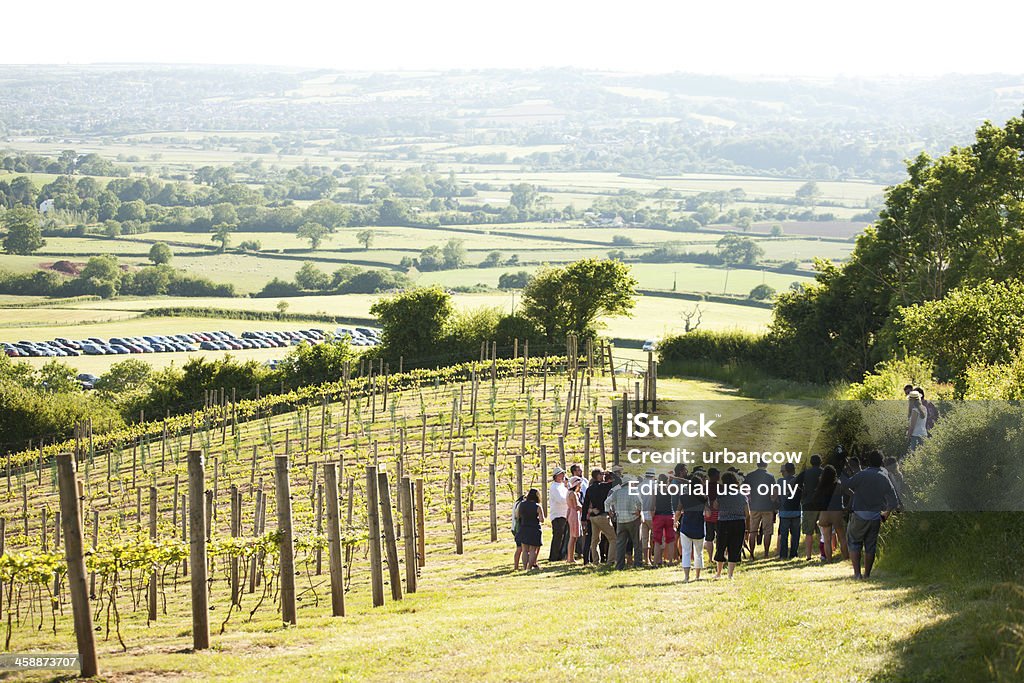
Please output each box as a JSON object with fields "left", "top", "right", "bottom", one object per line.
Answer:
{"left": 187, "top": 450, "right": 210, "bottom": 650}
{"left": 274, "top": 455, "right": 297, "bottom": 625}
{"left": 378, "top": 469, "right": 403, "bottom": 601}
{"left": 56, "top": 453, "right": 98, "bottom": 678}
{"left": 366, "top": 465, "right": 385, "bottom": 607}
{"left": 323, "top": 463, "right": 346, "bottom": 617}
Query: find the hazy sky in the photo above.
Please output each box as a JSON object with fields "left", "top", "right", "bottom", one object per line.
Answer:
{"left": 4, "top": 0, "right": 1023, "bottom": 77}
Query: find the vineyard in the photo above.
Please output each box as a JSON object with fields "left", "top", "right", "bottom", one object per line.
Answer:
{"left": 0, "top": 339, "right": 652, "bottom": 676}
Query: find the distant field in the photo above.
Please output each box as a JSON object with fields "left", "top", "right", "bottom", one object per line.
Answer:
{"left": 416, "top": 262, "right": 813, "bottom": 294}
{"left": 0, "top": 307, "right": 140, "bottom": 329}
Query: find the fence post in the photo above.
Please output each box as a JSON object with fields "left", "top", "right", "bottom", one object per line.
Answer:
{"left": 400, "top": 476, "right": 417, "bottom": 594}
{"left": 378, "top": 469, "right": 403, "bottom": 601}
{"left": 415, "top": 478, "right": 425, "bottom": 567}
{"left": 56, "top": 453, "right": 98, "bottom": 678}
{"left": 540, "top": 445, "right": 548, "bottom": 512}
{"left": 488, "top": 464, "right": 497, "bottom": 542}
{"left": 515, "top": 455, "right": 523, "bottom": 500}
{"left": 366, "top": 465, "right": 385, "bottom": 607}
{"left": 148, "top": 486, "right": 158, "bottom": 622}
{"left": 230, "top": 484, "right": 240, "bottom": 606}
{"left": 324, "top": 463, "right": 345, "bottom": 617}
{"left": 453, "top": 471, "right": 464, "bottom": 554}
{"left": 187, "top": 450, "right": 210, "bottom": 650}
{"left": 274, "top": 456, "right": 297, "bottom": 625}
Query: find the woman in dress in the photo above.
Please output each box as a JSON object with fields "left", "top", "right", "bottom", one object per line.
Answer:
{"left": 565, "top": 476, "right": 584, "bottom": 564}
{"left": 515, "top": 488, "right": 544, "bottom": 570}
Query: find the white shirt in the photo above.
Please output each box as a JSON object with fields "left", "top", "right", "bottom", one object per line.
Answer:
{"left": 549, "top": 481, "right": 568, "bottom": 520}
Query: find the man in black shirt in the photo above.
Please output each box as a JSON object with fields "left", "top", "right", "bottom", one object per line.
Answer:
{"left": 582, "top": 470, "right": 617, "bottom": 565}
{"left": 794, "top": 454, "right": 823, "bottom": 560}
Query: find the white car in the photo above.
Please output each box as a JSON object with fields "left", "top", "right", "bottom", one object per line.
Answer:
{"left": 642, "top": 339, "right": 658, "bottom": 352}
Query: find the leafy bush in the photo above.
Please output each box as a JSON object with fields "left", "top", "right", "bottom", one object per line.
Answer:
{"left": 843, "top": 355, "right": 939, "bottom": 400}
{"left": 658, "top": 330, "right": 771, "bottom": 367}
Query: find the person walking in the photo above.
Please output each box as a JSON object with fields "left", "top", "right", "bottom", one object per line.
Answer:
{"left": 843, "top": 450, "right": 899, "bottom": 580}
{"left": 907, "top": 391, "right": 929, "bottom": 453}
{"left": 744, "top": 458, "right": 777, "bottom": 559}
{"left": 678, "top": 472, "right": 707, "bottom": 582}
{"left": 795, "top": 455, "right": 824, "bottom": 560}
{"left": 713, "top": 472, "right": 749, "bottom": 579}
{"left": 812, "top": 465, "right": 848, "bottom": 563}
{"left": 548, "top": 467, "right": 569, "bottom": 562}
{"left": 607, "top": 475, "right": 643, "bottom": 570}
{"left": 776, "top": 462, "right": 801, "bottom": 560}
{"left": 515, "top": 489, "right": 544, "bottom": 571}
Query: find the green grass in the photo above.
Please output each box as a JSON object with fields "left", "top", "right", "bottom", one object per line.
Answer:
{"left": 0, "top": 363, "right": 1005, "bottom": 682}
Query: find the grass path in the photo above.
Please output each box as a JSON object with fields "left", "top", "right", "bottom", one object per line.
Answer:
{"left": 3, "top": 375, "right": 999, "bottom": 682}
{"left": 12, "top": 531, "right": 977, "bottom": 683}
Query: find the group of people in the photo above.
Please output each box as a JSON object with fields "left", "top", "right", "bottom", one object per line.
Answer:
{"left": 514, "top": 449, "right": 904, "bottom": 581}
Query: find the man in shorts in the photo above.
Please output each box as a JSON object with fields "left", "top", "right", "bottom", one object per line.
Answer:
{"left": 795, "top": 454, "right": 823, "bottom": 560}
{"left": 843, "top": 450, "right": 899, "bottom": 580}
{"left": 651, "top": 474, "right": 676, "bottom": 566}
{"left": 744, "top": 458, "right": 777, "bottom": 559}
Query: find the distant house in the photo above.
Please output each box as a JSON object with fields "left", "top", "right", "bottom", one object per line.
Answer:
{"left": 38, "top": 199, "right": 55, "bottom": 214}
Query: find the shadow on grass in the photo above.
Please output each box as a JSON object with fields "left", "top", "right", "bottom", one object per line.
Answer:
{"left": 805, "top": 570, "right": 1012, "bottom": 683}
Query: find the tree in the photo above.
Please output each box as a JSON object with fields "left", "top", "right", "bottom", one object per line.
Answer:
{"left": 498, "top": 270, "right": 532, "bottom": 289}
{"left": 37, "top": 360, "right": 78, "bottom": 393}
{"left": 378, "top": 198, "right": 410, "bottom": 225}
{"left": 442, "top": 239, "right": 466, "bottom": 269}
{"left": 2, "top": 206, "right": 45, "bottom": 255}
{"left": 356, "top": 229, "right": 375, "bottom": 250}
{"left": 370, "top": 286, "right": 454, "bottom": 362}
{"left": 96, "top": 359, "right": 152, "bottom": 394}
{"left": 211, "top": 223, "right": 235, "bottom": 252}
{"left": 521, "top": 258, "right": 638, "bottom": 339}
{"left": 148, "top": 241, "right": 172, "bottom": 265}
{"left": 297, "top": 221, "right": 330, "bottom": 250}
{"left": 347, "top": 176, "right": 368, "bottom": 202}
{"left": 480, "top": 251, "right": 502, "bottom": 268}
{"left": 770, "top": 224, "right": 785, "bottom": 237}
{"left": 509, "top": 183, "right": 538, "bottom": 212}
{"left": 417, "top": 245, "right": 445, "bottom": 271}
{"left": 749, "top": 284, "right": 777, "bottom": 301}
{"left": 681, "top": 304, "right": 703, "bottom": 333}
{"left": 294, "top": 262, "right": 330, "bottom": 291}
{"left": 795, "top": 181, "right": 822, "bottom": 206}
{"left": 716, "top": 235, "right": 764, "bottom": 266}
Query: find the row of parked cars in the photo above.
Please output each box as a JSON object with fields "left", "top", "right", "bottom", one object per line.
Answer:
{"left": 2, "top": 327, "right": 381, "bottom": 358}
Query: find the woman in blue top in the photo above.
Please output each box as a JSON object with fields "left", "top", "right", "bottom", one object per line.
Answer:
{"left": 515, "top": 489, "right": 544, "bottom": 571}
{"left": 678, "top": 473, "right": 707, "bottom": 582}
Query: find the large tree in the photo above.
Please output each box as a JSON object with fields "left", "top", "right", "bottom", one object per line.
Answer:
{"left": 521, "top": 258, "right": 638, "bottom": 339}
{"left": 370, "top": 286, "right": 454, "bottom": 363}
{"left": 771, "top": 114, "right": 1024, "bottom": 382}
{"left": 148, "top": 241, "right": 172, "bottom": 265}
{"left": 297, "top": 221, "right": 330, "bottom": 250}
{"left": 2, "top": 206, "right": 45, "bottom": 255}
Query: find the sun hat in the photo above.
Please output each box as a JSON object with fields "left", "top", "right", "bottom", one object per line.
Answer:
{"left": 568, "top": 476, "right": 582, "bottom": 488}
{"left": 552, "top": 466, "right": 566, "bottom": 477}
{"left": 644, "top": 468, "right": 656, "bottom": 478}
{"left": 907, "top": 391, "right": 922, "bottom": 399}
